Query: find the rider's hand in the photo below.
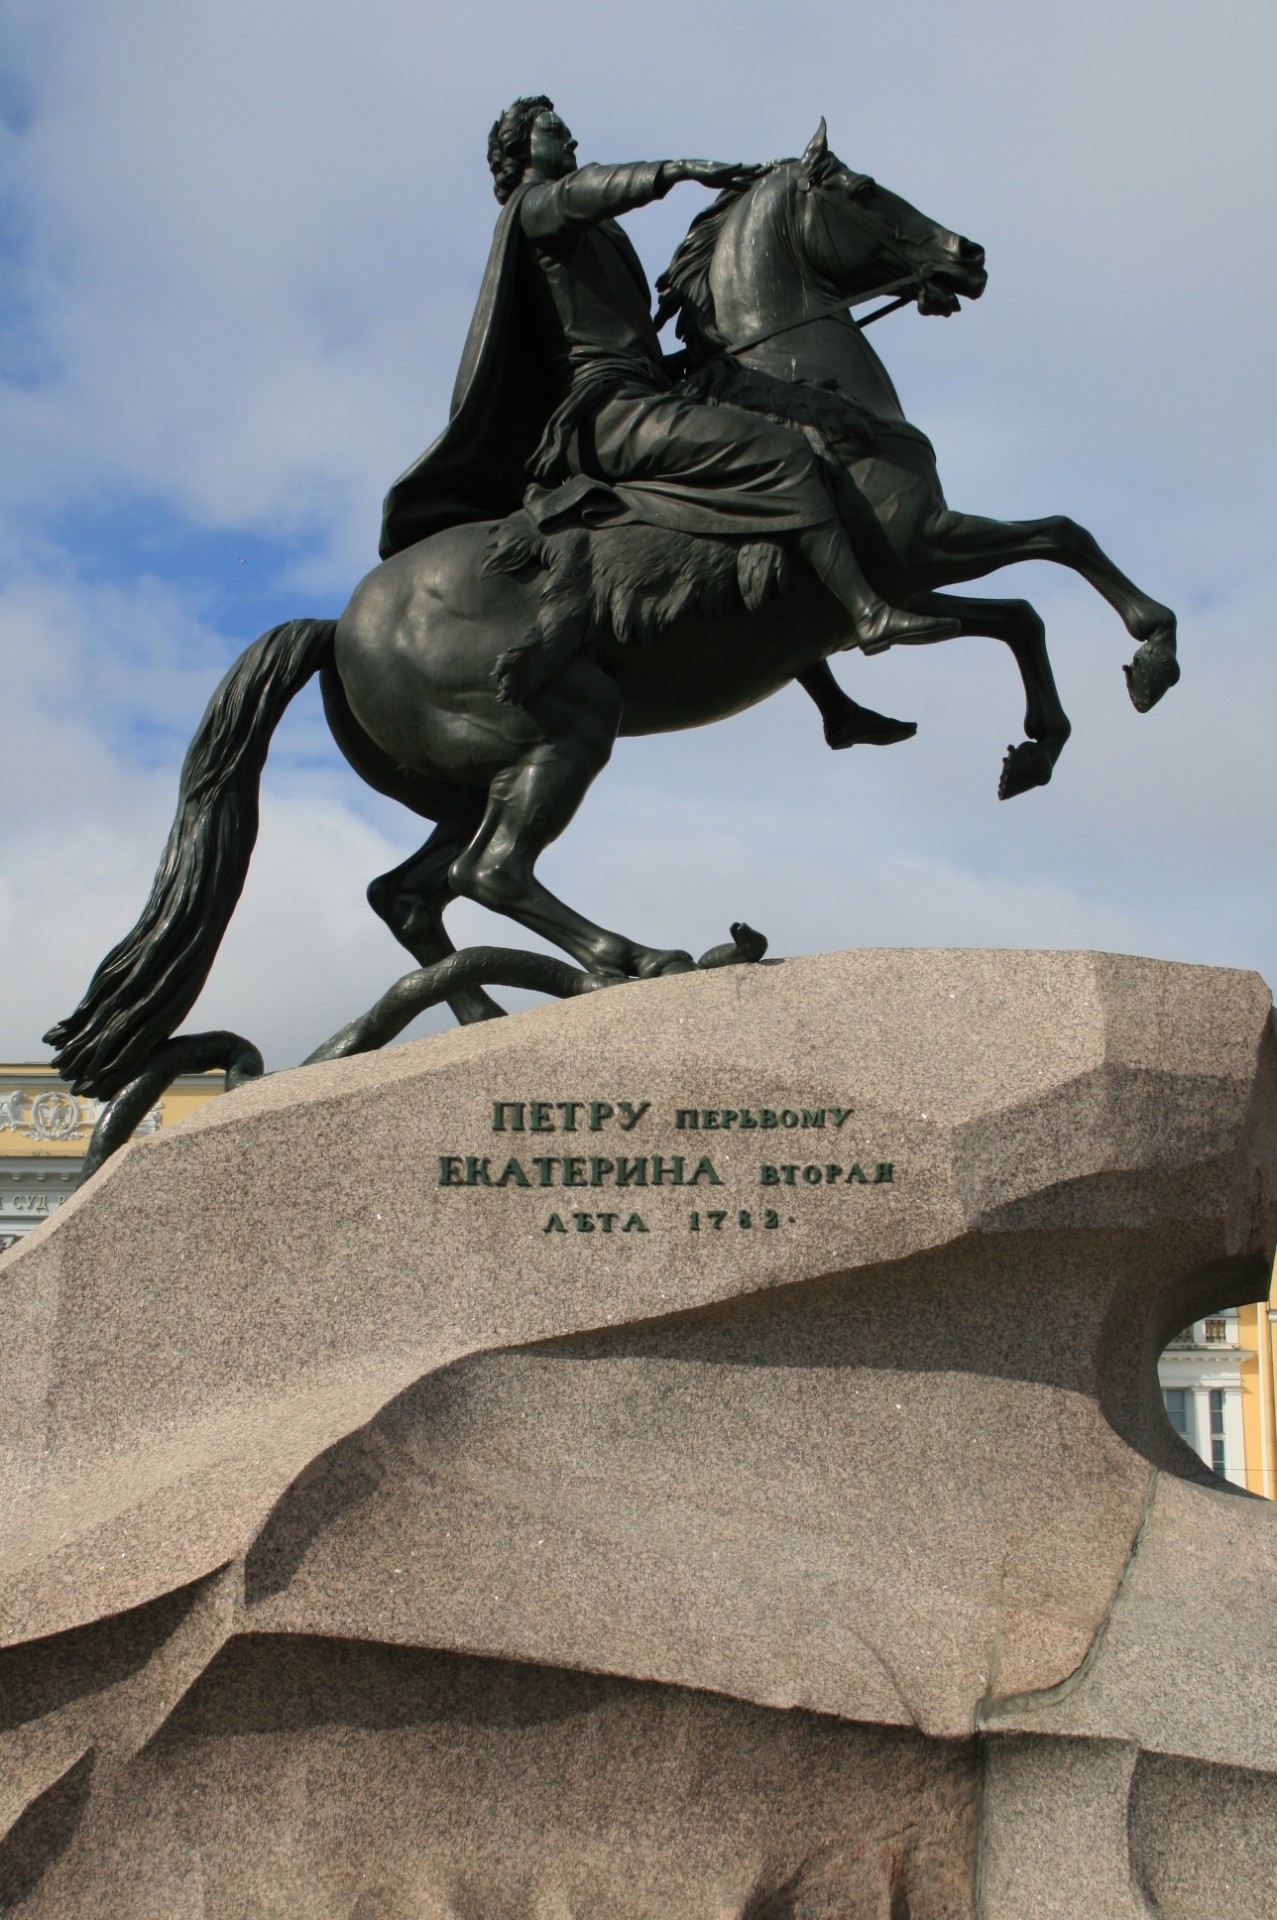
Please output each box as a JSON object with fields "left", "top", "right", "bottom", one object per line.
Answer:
{"left": 674, "top": 159, "right": 763, "bottom": 191}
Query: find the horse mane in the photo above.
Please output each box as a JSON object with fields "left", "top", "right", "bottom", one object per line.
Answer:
{"left": 654, "top": 164, "right": 786, "bottom": 347}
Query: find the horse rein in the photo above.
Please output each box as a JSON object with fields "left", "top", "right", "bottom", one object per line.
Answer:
{"left": 676, "top": 162, "right": 955, "bottom": 371}
{"left": 717, "top": 274, "right": 924, "bottom": 361}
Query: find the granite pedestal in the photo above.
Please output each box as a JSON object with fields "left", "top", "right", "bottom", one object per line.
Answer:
{"left": 3, "top": 950, "right": 1275, "bottom": 1915}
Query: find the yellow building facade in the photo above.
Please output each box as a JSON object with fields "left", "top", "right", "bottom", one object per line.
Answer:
{"left": 1156, "top": 1287, "right": 1277, "bottom": 1498}
{"left": 0, "top": 1063, "right": 223, "bottom": 1251}
{"left": 4, "top": 1060, "right": 1276, "bottom": 1499}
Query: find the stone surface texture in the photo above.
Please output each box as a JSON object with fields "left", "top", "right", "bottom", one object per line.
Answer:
{"left": 1, "top": 948, "right": 1275, "bottom": 1916}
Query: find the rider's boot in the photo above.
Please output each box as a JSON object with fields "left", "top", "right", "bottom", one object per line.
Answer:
{"left": 798, "top": 525, "right": 961, "bottom": 653}
{"left": 796, "top": 663, "right": 918, "bottom": 750}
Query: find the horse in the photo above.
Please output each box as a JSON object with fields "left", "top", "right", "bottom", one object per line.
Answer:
{"left": 47, "top": 123, "right": 1178, "bottom": 1106}
{"left": 656, "top": 120, "right": 1178, "bottom": 775}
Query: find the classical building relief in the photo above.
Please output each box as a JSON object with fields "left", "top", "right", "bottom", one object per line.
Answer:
{"left": 0, "top": 1086, "right": 162, "bottom": 1142}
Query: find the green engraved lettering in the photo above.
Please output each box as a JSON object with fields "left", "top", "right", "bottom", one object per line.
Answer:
{"left": 621, "top": 1213, "right": 649, "bottom": 1233}
{"left": 760, "top": 1165, "right": 780, "bottom": 1185}
{"left": 688, "top": 1156, "right": 723, "bottom": 1187}
{"left": 802, "top": 1109, "right": 825, "bottom": 1128}
{"left": 590, "top": 1157, "right": 615, "bottom": 1186}
{"left": 875, "top": 1163, "right": 894, "bottom": 1184}
{"left": 495, "top": 1158, "right": 531, "bottom": 1188}
{"left": 439, "top": 1156, "right": 465, "bottom": 1187}
{"left": 616, "top": 1158, "right": 647, "bottom": 1186}
{"left": 617, "top": 1102, "right": 650, "bottom": 1130}
{"left": 492, "top": 1102, "right": 525, "bottom": 1132}
{"left": 543, "top": 1214, "right": 567, "bottom": 1233}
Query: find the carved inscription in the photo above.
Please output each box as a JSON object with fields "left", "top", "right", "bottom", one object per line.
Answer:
{"left": 436, "top": 1096, "right": 899, "bottom": 1240}
{"left": 675, "top": 1107, "right": 853, "bottom": 1130}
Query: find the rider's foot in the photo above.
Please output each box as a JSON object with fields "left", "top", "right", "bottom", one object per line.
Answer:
{"left": 854, "top": 601, "right": 962, "bottom": 655}
{"left": 823, "top": 703, "right": 918, "bottom": 750}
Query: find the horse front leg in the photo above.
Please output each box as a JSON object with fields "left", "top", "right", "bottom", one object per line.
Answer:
{"left": 921, "top": 508, "right": 1179, "bottom": 713}
{"left": 909, "top": 592, "right": 1072, "bottom": 799}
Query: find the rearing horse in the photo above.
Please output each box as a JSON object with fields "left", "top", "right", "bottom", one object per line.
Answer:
{"left": 657, "top": 120, "right": 1178, "bottom": 792}
{"left": 47, "top": 124, "right": 1178, "bottom": 1104}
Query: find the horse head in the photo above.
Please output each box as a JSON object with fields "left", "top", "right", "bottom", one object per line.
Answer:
{"left": 658, "top": 120, "right": 987, "bottom": 362}
{"left": 787, "top": 119, "right": 987, "bottom": 312}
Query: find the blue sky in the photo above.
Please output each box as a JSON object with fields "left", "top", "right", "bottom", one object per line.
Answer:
{"left": 3, "top": 0, "right": 1275, "bottom": 1067}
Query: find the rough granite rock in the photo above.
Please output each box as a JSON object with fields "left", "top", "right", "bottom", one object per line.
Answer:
{"left": 1, "top": 949, "right": 1275, "bottom": 1916}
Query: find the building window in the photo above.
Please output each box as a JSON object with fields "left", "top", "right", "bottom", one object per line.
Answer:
{"left": 1209, "top": 1389, "right": 1227, "bottom": 1477}
{"left": 1163, "top": 1388, "right": 1190, "bottom": 1441}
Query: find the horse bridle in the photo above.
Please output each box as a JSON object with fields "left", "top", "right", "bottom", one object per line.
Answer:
{"left": 709, "top": 165, "right": 951, "bottom": 363}
{"left": 717, "top": 272, "right": 928, "bottom": 361}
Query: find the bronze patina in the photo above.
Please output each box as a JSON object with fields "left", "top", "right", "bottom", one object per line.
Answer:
{"left": 47, "top": 104, "right": 1179, "bottom": 1164}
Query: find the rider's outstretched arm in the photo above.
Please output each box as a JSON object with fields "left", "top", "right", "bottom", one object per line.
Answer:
{"left": 522, "top": 160, "right": 756, "bottom": 240}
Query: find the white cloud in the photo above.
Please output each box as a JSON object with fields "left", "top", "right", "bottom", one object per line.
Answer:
{"left": 3, "top": 0, "right": 1276, "bottom": 1069}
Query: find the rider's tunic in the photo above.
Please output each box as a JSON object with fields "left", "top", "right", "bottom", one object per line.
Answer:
{"left": 516, "top": 163, "right": 839, "bottom": 537}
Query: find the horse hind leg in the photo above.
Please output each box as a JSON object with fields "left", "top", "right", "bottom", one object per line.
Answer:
{"left": 320, "top": 663, "right": 504, "bottom": 1025}
{"left": 448, "top": 659, "right": 693, "bottom": 979}
{"left": 367, "top": 818, "right": 507, "bottom": 1025}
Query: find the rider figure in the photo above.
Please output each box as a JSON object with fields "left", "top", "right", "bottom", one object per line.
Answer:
{"left": 380, "top": 99, "right": 956, "bottom": 685}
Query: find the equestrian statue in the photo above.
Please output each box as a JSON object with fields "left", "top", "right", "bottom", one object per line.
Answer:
{"left": 47, "top": 99, "right": 1180, "bottom": 1161}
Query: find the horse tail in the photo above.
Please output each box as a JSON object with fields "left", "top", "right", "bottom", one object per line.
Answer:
{"left": 44, "top": 617, "right": 337, "bottom": 1100}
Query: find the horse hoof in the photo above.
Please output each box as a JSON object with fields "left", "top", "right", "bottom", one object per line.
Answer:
{"left": 579, "top": 969, "right": 629, "bottom": 993}
{"left": 1124, "top": 639, "right": 1180, "bottom": 713}
{"left": 636, "top": 949, "right": 696, "bottom": 978}
{"left": 998, "top": 740, "right": 1054, "bottom": 801}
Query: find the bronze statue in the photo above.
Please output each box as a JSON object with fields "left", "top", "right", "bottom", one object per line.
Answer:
{"left": 383, "top": 99, "right": 960, "bottom": 688}
{"left": 47, "top": 105, "right": 1179, "bottom": 1135}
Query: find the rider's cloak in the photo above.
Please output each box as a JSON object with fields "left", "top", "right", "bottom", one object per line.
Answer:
{"left": 378, "top": 170, "right": 849, "bottom": 562}
{"left": 380, "top": 185, "right": 561, "bottom": 562}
